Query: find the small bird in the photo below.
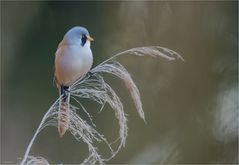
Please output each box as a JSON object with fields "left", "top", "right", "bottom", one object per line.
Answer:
{"left": 54, "top": 26, "right": 94, "bottom": 137}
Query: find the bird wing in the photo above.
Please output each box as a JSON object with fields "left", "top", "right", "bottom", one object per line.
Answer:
{"left": 53, "top": 65, "right": 59, "bottom": 87}
{"left": 53, "top": 43, "right": 62, "bottom": 89}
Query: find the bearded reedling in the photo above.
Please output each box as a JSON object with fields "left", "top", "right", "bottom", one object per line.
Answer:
{"left": 54, "top": 26, "right": 94, "bottom": 137}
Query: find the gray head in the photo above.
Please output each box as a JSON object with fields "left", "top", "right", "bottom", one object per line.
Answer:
{"left": 64, "top": 26, "right": 94, "bottom": 46}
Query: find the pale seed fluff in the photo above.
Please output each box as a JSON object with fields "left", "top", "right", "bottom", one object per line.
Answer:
{"left": 20, "top": 46, "right": 183, "bottom": 165}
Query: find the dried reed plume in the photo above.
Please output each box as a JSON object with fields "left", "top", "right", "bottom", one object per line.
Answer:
{"left": 20, "top": 46, "right": 183, "bottom": 165}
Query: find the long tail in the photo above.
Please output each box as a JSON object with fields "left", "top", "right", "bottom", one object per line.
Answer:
{"left": 58, "top": 86, "right": 70, "bottom": 138}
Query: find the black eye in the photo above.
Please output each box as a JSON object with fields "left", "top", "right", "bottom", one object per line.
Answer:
{"left": 81, "top": 34, "right": 87, "bottom": 46}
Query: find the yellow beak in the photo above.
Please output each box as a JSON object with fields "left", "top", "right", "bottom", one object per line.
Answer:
{"left": 87, "top": 35, "right": 94, "bottom": 41}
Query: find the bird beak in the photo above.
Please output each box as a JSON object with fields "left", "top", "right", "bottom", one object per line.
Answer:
{"left": 87, "top": 35, "right": 94, "bottom": 41}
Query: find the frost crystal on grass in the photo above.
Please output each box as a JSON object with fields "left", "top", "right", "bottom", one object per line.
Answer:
{"left": 20, "top": 46, "right": 183, "bottom": 165}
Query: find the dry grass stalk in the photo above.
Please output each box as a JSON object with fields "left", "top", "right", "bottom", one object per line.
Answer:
{"left": 20, "top": 46, "right": 183, "bottom": 165}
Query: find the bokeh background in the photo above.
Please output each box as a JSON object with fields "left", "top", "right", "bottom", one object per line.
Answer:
{"left": 1, "top": 1, "right": 238, "bottom": 164}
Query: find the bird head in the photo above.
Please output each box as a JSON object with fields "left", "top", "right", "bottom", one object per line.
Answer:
{"left": 63, "top": 26, "right": 94, "bottom": 47}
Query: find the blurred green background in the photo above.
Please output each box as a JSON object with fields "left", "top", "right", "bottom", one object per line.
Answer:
{"left": 1, "top": 1, "right": 238, "bottom": 164}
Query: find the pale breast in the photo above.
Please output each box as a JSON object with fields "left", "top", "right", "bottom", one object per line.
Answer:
{"left": 55, "top": 44, "right": 93, "bottom": 86}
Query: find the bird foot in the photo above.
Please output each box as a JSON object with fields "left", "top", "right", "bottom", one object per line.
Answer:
{"left": 86, "top": 71, "right": 94, "bottom": 77}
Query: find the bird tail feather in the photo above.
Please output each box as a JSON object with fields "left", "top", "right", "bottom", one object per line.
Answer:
{"left": 58, "top": 87, "right": 70, "bottom": 138}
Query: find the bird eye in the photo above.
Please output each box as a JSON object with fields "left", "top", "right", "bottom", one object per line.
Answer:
{"left": 81, "top": 34, "right": 87, "bottom": 46}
